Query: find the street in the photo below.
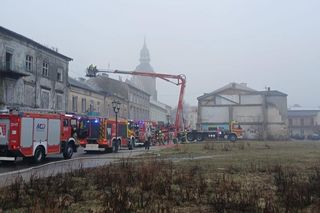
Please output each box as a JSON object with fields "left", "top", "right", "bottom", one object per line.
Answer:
{"left": 0, "top": 144, "right": 170, "bottom": 187}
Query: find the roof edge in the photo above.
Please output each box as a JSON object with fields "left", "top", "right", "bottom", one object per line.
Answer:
{"left": 0, "top": 26, "right": 73, "bottom": 61}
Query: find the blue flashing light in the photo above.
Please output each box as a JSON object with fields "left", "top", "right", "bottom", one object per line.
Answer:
{"left": 94, "top": 119, "right": 99, "bottom": 124}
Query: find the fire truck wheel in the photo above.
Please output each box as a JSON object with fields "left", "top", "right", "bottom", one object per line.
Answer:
{"left": 187, "top": 133, "right": 195, "bottom": 142}
{"left": 196, "top": 134, "right": 204, "bottom": 141}
{"left": 33, "top": 146, "right": 45, "bottom": 163}
{"left": 63, "top": 143, "right": 74, "bottom": 159}
{"left": 229, "top": 134, "right": 237, "bottom": 142}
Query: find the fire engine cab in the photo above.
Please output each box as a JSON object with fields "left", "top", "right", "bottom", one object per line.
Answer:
{"left": 0, "top": 111, "right": 79, "bottom": 163}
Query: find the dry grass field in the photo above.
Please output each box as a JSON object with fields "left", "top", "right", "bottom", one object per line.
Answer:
{"left": 160, "top": 140, "right": 320, "bottom": 171}
{"left": 2, "top": 140, "right": 320, "bottom": 212}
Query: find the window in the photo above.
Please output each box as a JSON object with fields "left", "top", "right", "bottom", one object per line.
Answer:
{"left": 42, "top": 62, "right": 49, "bottom": 76}
{"left": 56, "top": 94, "right": 63, "bottom": 110}
{"left": 63, "top": 119, "right": 69, "bottom": 127}
{"left": 25, "top": 55, "right": 33, "bottom": 72}
{"left": 89, "top": 100, "right": 94, "bottom": 112}
{"left": 57, "top": 68, "right": 63, "bottom": 82}
{"left": 72, "top": 96, "right": 78, "bottom": 112}
{"left": 5, "top": 52, "right": 12, "bottom": 70}
{"left": 24, "top": 84, "right": 35, "bottom": 107}
{"left": 97, "top": 101, "right": 100, "bottom": 113}
{"left": 41, "top": 89, "right": 50, "bottom": 109}
{"left": 300, "top": 118, "right": 304, "bottom": 126}
{"left": 81, "top": 98, "right": 86, "bottom": 113}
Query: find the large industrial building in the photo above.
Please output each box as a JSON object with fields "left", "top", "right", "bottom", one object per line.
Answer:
{"left": 197, "top": 83, "right": 288, "bottom": 140}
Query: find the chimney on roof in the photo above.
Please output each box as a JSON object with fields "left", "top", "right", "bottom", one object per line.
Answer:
{"left": 240, "top": 83, "right": 247, "bottom": 87}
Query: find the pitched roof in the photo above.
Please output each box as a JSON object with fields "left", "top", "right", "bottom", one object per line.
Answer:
{"left": 125, "top": 80, "right": 151, "bottom": 96}
{"left": 288, "top": 110, "right": 320, "bottom": 117}
{"left": 197, "top": 82, "right": 256, "bottom": 100}
{"left": 86, "top": 75, "right": 128, "bottom": 100}
{"left": 0, "top": 26, "right": 72, "bottom": 61}
{"left": 198, "top": 82, "right": 287, "bottom": 101}
{"left": 249, "top": 90, "right": 287, "bottom": 96}
{"left": 68, "top": 77, "right": 99, "bottom": 93}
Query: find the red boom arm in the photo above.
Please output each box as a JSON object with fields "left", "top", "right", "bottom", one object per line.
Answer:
{"left": 86, "top": 66, "right": 186, "bottom": 136}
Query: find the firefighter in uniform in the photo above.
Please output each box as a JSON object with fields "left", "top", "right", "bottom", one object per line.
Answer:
{"left": 144, "top": 127, "right": 152, "bottom": 150}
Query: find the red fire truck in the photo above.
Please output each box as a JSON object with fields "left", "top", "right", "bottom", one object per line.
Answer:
{"left": 131, "top": 120, "right": 157, "bottom": 146}
{"left": 155, "top": 122, "right": 175, "bottom": 145}
{"left": 78, "top": 116, "right": 132, "bottom": 152}
{"left": 0, "top": 111, "right": 79, "bottom": 163}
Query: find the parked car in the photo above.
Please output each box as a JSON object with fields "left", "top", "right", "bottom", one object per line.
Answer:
{"left": 291, "top": 134, "right": 305, "bottom": 140}
{"left": 307, "top": 134, "right": 320, "bottom": 140}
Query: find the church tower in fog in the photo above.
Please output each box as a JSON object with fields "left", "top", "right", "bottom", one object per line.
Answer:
{"left": 131, "top": 39, "right": 157, "bottom": 101}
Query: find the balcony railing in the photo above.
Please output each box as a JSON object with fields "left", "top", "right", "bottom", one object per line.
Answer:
{"left": 0, "top": 62, "right": 29, "bottom": 79}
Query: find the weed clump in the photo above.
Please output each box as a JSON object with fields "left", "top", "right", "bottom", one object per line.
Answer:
{"left": 2, "top": 158, "right": 320, "bottom": 212}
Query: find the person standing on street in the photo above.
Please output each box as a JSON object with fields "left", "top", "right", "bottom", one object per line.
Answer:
{"left": 144, "top": 126, "right": 152, "bottom": 150}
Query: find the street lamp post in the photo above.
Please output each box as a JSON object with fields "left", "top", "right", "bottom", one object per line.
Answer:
{"left": 112, "top": 100, "right": 121, "bottom": 152}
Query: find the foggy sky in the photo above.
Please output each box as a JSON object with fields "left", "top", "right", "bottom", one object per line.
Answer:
{"left": 1, "top": 0, "right": 320, "bottom": 108}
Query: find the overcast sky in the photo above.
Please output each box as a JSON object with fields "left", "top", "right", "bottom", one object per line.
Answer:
{"left": 1, "top": 0, "right": 320, "bottom": 107}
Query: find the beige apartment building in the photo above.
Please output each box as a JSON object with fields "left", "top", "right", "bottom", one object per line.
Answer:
{"left": 68, "top": 77, "right": 105, "bottom": 116}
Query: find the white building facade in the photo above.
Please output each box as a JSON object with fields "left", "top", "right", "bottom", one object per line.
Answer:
{"left": 150, "top": 99, "right": 171, "bottom": 123}
{"left": 197, "top": 83, "right": 288, "bottom": 140}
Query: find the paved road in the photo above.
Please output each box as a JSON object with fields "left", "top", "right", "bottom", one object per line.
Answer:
{"left": 0, "top": 145, "right": 171, "bottom": 187}
{"left": 0, "top": 146, "right": 151, "bottom": 174}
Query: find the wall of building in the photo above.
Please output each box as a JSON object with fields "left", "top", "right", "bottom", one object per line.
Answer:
{"left": 233, "top": 105, "right": 264, "bottom": 123}
{"left": 0, "top": 32, "right": 69, "bottom": 111}
{"left": 68, "top": 86, "right": 105, "bottom": 116}
{"left": 127, "top": 84, "right": 150, "bottom": 121}
{"left": 185, "top": 106, "right": 197, "bottom": 130}
{"left": 288, "top": 110, "right": 320, "bottom": 138}
{"left": 150, "top": 100, "right": 170, "bottom": 123}
{"left": 103, "top": 97, "right": 128, "bottom": 119}
{"left": 197, "top": 85, "right": 288, "bottom": 140}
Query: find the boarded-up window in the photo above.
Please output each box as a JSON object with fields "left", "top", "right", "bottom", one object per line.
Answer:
{"left": 56, "top": 94, "right": 63, "bottom": 110}
{"left": 5, "top": 82, "right": 14, "bottom": 104}
{"left": 41, "top": 89, "right": 50, "bottom": 109}
{"left": 24, "top": 84, "right": 35, "bottom": 107}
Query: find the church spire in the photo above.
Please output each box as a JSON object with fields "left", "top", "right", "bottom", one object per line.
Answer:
{"left": 140, "top": 38, "right": 150, "bottom": 64}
